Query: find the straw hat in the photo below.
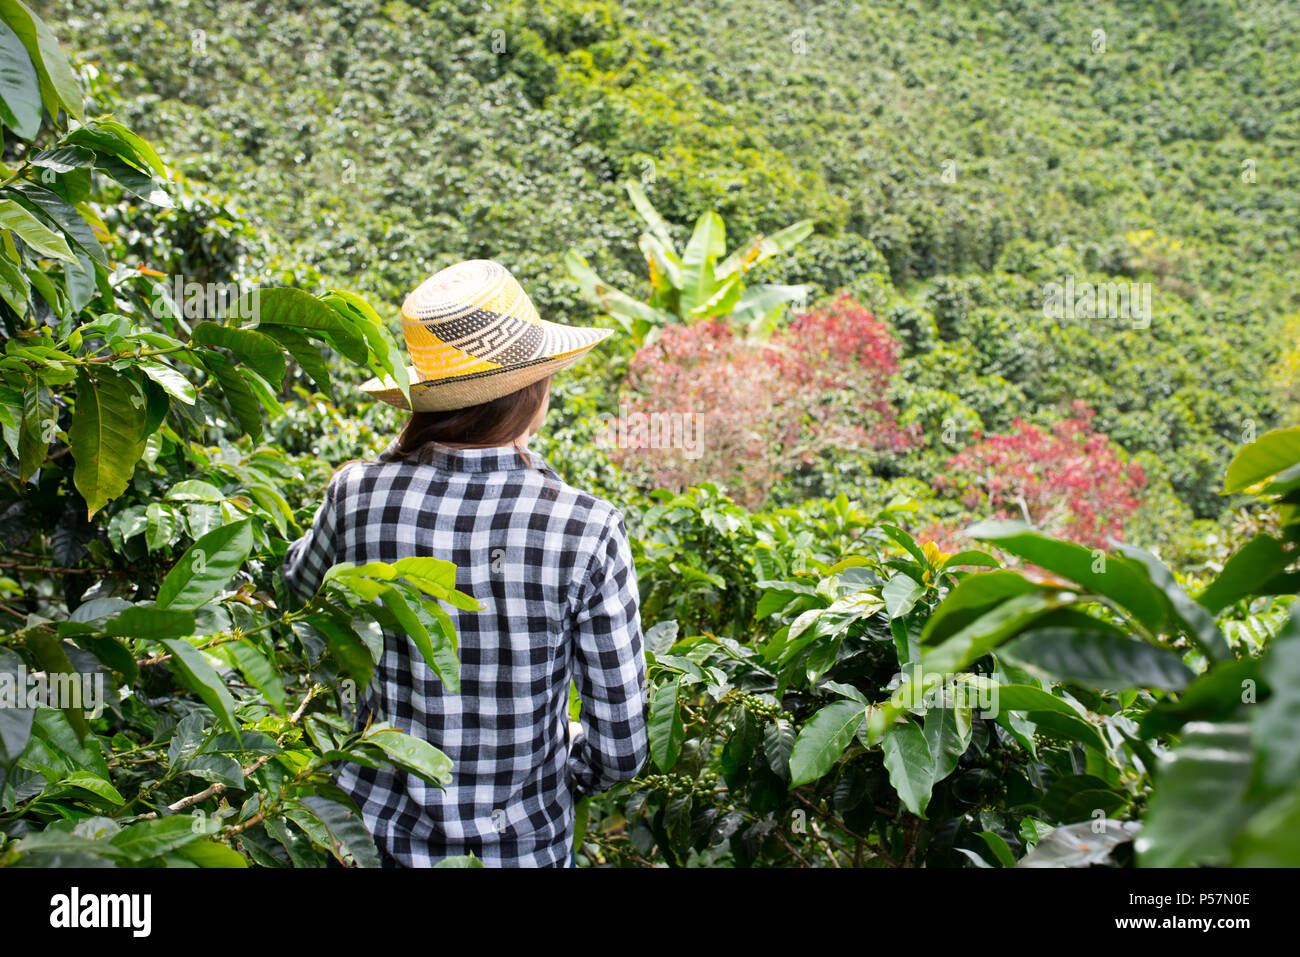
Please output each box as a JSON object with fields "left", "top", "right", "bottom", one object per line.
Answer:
{"left": 360, "top": 259, "right": 614, "bottom": 411}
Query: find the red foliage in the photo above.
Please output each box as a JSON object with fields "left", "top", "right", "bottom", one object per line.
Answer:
{"left": 767, "top": 292, "right": 901, "bottom": 388}
{"left": 766, "top": 293, "right": 915, "bottom": 460}
{"left": 607, "top": 295, "right": 914, "bottom": 507}
{"left": 928, "top": 402, "right": 1146, "bottom": 549}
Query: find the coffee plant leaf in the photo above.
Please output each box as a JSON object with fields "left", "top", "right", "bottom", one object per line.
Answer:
{"left": 882, "top": 719, "right": 934, "bottom": 817}
{"left": 1252, "top": 611, "right": 1300, "bottom": 790}
{"left": 286, "top": 796, "right": 379, "bottom": 868}
{"left": 362, "top": 725, "right": 453, "bottom": 787}
{"left": 1223, "top": 426, "right": 1300, "bottom": 494}
{"left": 789, "top": 698, "right": 866, "bottom": 787}
{"left": 156, "top": 518, "right": 254, "bottom": 611}
{"left": 1000, "top": 628, "right": 1194, "bottom": 692}
{"left": 1135, "top": 721, "right": 1254, "bottom": 867}
{"left": 648, "top": 675, "right": 684, "bottom": 772}
{"left": 159, "top": 638, "right": 241, "bottom": 741}
{"left": 1018, "top": 820, "right": 1139, "bottom": 868}
{"left": 69, "top": 367, "right": 149, "bottom": 518}
{"left": 965, "top": 520, "right": 1167, "bottom": 630}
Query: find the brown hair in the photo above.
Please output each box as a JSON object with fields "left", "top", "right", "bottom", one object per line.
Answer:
{"left": 375, "top": 375, "right": 556, "bottom": 485}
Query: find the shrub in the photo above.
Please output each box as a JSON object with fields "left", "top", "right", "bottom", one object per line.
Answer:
{"left": 607, "top": 295, "right": 914, "bottom": 507}
{"left": 929, "top": 402, "right": 1147, "bottom": 549}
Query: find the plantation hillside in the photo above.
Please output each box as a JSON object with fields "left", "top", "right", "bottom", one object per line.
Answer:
{"left": 40, "top": 0, "right": 1300, "bottom": 554}
{"left": 1, "top": 0, "right": 1298, "bottom": 870}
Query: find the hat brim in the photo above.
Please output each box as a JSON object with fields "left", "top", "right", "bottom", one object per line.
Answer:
{"left": 359, "top": 331, "right": 612, "bottom": 412}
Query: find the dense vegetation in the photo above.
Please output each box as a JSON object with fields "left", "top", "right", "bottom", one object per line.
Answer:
{"left": 41, "top": 0, "right": 1300, "bottom": 552}
{"left": 0, "top": 0, "right": 1296, "bottom": 866}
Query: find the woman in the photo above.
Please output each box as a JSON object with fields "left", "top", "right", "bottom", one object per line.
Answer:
{"left": 282, "top": 260, "right": 648, "bottom": 868}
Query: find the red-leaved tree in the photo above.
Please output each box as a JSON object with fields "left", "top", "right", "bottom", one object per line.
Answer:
{"left": 926, "top": 402, "right": 1146, "bottom": 549}
{"left": 606, "top": 294, "right": 913, "bottom": 508}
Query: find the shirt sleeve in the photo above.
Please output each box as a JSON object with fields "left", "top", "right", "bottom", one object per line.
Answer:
{"left": 567, "top": 510, "right": 649, "bottom": 799}
{"left": 282, "top": 469, "right": 346, "bottom": 606}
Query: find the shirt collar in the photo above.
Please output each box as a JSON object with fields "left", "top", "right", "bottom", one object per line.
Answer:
{"left": 377, "top": 437, "right": 550, "bottom": 474}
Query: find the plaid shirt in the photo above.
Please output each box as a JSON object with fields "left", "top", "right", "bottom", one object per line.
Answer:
{"left": 281, "top": 438, "right": 648, "bottom": 867}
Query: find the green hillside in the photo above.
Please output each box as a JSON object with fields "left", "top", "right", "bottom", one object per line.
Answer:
{"left": 41, "top": 0, "right": 1300, "bottom": 552}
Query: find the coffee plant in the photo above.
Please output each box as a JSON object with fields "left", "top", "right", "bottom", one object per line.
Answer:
{"left": 578, "top": 429, "right": 1300, "bottom": 867}
{"left": 0, "top": 2, "right": 474, "bottom": 868}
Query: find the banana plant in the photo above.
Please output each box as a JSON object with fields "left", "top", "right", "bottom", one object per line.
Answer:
{"left": 566, "top": 180, "right": 813, "bottom": 346}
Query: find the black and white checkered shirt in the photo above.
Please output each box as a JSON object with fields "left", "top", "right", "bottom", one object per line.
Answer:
{"left": 281, "top": 438, "right": 648, "bottom": 867}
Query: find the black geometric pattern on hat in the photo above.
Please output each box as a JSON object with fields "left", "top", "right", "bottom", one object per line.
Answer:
{"left": 440, "top": 310, "right": 547, "bottom": 364}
